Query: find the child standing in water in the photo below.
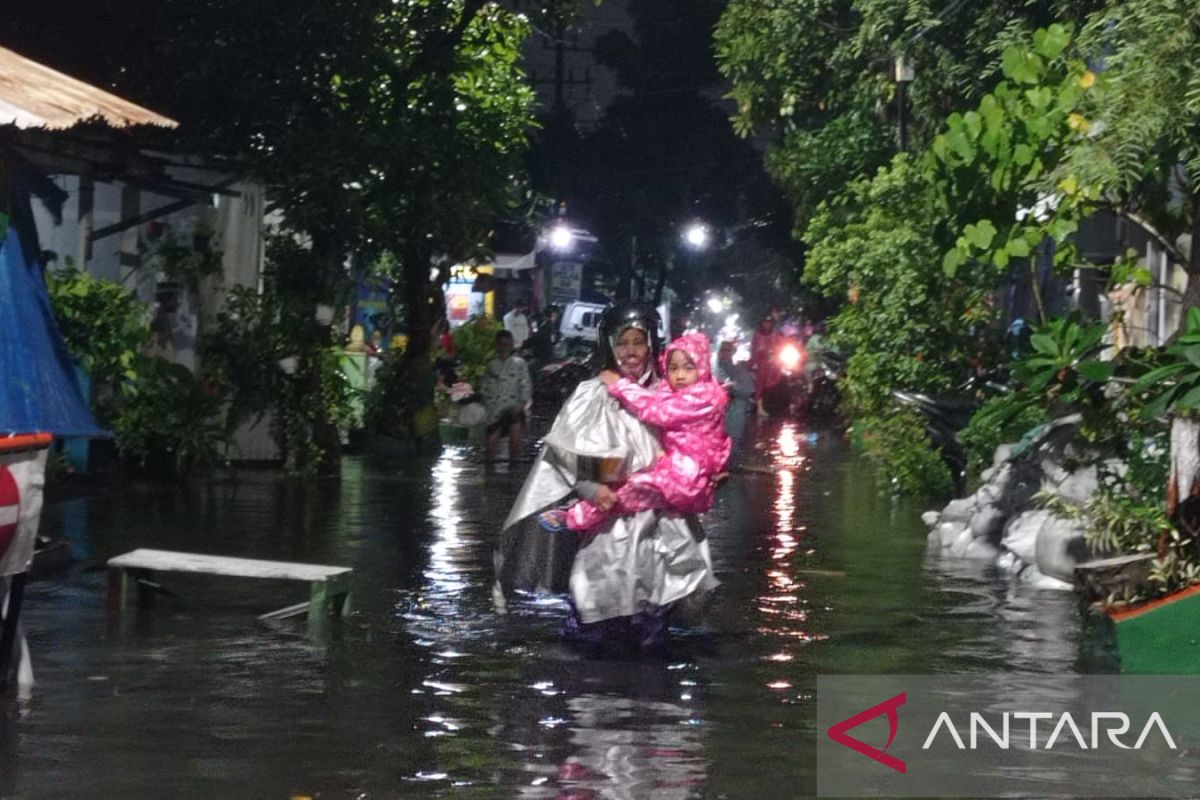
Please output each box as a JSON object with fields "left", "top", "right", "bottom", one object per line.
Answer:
{"left": 540, "top": 332, "right": 731, "bottom": 532}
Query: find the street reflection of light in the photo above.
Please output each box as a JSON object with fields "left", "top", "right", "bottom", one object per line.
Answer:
{"left": 778, "top": 424, "right": 800, "bottom": 458}
{"left": 426, "top": 454, "right": 469, "bottom": 597}
{"left": 766, "top": 653, "right": 793, "bottom": 662}
{"left": 423, "top": 679, "right": 468, "bottom": 694}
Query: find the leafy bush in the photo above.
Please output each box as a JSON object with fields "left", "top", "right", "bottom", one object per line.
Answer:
{"left": 363, "top": 349, "right": 438, "bottom": 440}
{"left": 451, "top": 315, "right": 501, "bottom": 388}
{"left": 960, "top": 394, "right": 1050, "bottom": 478}
{"left": 202, "top": 235, "right": 354, "bottom": 476}
{"left": 112, "top": 357, "right": 227, "bottom": 474}
{"left": 45, "top": 267, "right": 148, "bottom": 387}
{"left": 850, "top": 408, "right": 955, "bottom": 498}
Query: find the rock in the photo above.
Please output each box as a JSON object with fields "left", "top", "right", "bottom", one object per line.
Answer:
{"left": 995, "top": 550, "right": 1022, "bottom": 574}
{"left": 980, "top": 466, "right": 996, "bottom": 484}
{"left": 949, "top": 529, "right": 975, "bottom": 558}
{"left": 963, "top": 538, "right": 1002, "bottom": 561}
{"left": 993, "top": 443, "right": 1014, "bottom": 468}
{"left": 921, "top": 510, "right": 940, "bottom": 527}
{"left": 1002, "top": 510, "right": 1049, "bottom": 566}
{"left": 1034, "top": 514, "right": 1092, "bottom": 582}
{"left": 969, "top": 504, "right": 1006, "bottom": 541}
{"left": 1052, "top": 464, "right": 1099, "bottom": 507}
{"left": 1038, "top": 457, "right": 1071, "bottom": 487}
{"left": 988, "top": 463, "right": 1017, "bottom": 495}
{"left": 934, "top": 521, "right": 965, "bottom": 548}
{"left": 940, "top": 497, "right": 977, "bottom": 525}
{"left": 1019, "top": 565, "right": 1074, "bottom": 591}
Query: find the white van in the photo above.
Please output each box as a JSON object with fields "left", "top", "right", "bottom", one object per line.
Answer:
{"left": 560, "top": 301, "right": 608, "bottom": 343}
{"left": 559, "top": 301, "right": 671, "bottom": 346}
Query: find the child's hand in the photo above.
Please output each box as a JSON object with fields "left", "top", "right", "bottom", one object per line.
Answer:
{"left": 598, "top": 370, "right": 620, "bottom": 386}
{"left": 593, "top": 485, "right": 618, "bottom": 510}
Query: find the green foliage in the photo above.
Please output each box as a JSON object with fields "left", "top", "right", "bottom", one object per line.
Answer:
{"left": 1015, "top": 316, "right": 1111, "bottom": 406}
{"left": 805, "top": 156, "right": 996, "bottom": 419}
{"left": 140, "top": 221, "right": 223, "bottom": 293}
{"left": 8, "top": 0, "right": 538, "bottom": 360}
{"left": 45, "top": 267, "right": 148, "bottom": 386}
{"left": 203, "top": 235, "right": 354, "bottom": 476}
{"left": 1129, "top": 308, "right": 1200, "bottom": 420}
{"left": 111, "top": 357, "right": 227, "bottom": 474}
{"left": 363, "top": 348, "right": 438, "bottom": 441}
{"left": 1062, "top": 1, "right": 1200, "bottom": 251}
{"left": 451, "top": 316, "right": 501, "bottom": 388}
{"left": 851, "top": 408, "right": 955, "bottom": 498}
{"left": 960, "top": 393, "right": 1050, "bottom": 478}
{"left": 926, "top": 25, "right": 1101, "bottom": 292}
{"left": 715, "top": 0, "right": 1104, "bottom": 235}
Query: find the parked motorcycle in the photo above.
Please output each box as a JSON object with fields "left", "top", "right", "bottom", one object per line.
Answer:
{"left": 531, "top": 345, "right": 595, "bottom": 411}
{"left": 805, "top": 349, "right": 843, "bottom": 417}
{"left": 891, "top": 371, "right": 1009, "bottom": 490}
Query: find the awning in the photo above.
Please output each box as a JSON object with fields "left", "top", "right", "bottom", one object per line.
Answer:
{"left": 0, "top": 46, "right": 177, "bottom": 131}
{"left": 494, "top": 249, "right": 536, "bottom": 271}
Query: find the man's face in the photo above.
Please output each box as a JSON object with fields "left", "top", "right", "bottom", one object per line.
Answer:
{"left": 614, "top": 327, "right": 650, "bottom": 379}
{"left": 497, "top": 336, "right": 513, "bottom": 358}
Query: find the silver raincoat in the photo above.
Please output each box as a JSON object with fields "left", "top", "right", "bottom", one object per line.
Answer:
{"left": 494, "top": 378, "right": 718, "bottom": 623}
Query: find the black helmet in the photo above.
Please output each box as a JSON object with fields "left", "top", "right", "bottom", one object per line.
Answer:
{"left": 597, "top": 302, "right": 662, "bottom": 373}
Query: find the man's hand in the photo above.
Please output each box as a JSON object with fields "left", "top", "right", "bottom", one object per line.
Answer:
{"left": 598, "top": 370, "right": 620, "bottom": 386}
{"left": 593, "top": 485, "right": 618, "bottom": 510}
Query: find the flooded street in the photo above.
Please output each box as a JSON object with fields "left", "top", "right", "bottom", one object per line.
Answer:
{"left": 3, "top": 420, "right": 1104, "bottom": 798}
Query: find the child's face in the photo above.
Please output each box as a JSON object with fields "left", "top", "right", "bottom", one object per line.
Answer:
{"left": 667, "top": 349, "right": 699, "bottom": 390}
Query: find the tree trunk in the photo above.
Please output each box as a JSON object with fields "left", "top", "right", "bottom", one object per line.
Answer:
{"left": 1168, "top": 415, "right": 1200, "bottom": 542}
{"left": 402, "top": 242, "right": 439, "bottom": 359}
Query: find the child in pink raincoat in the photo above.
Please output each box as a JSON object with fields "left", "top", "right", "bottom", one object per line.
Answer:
{"left": 540, "top": 332, "right": 732, "bottom": 533}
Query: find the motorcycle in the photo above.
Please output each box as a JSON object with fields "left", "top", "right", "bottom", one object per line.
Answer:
{"left": 531, "top": 344, "right": 595, "bottom": 411}
{"left": 759, "top": 337, "right": 808, "bottom": 417}
{"left": 805, "top": 349, "right": 843, "bottom": 417}
{"left": 891, "top": 371, "right": 1010, "bottom": 490}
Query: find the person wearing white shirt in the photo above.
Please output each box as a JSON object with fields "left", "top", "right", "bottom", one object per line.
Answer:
{"left": 502, "top": 300, "right": 531, "bottom": 349}
{"left": 481, "top": 330, "right": 532, "bottom": 461}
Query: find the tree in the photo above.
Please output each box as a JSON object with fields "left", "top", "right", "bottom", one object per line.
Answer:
{"left": 6, "top": 0, "right": 537, "bottom": 355}
{"left": 1056, "top": 1, "right": 1200, "bottom": 315}
{"left": 714, "top": 0, "right": 1104, "bottom": 237}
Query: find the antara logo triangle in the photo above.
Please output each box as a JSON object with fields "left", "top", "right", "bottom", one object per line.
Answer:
{"left": 826, "top": 691, "right": 907, "bottom": 774}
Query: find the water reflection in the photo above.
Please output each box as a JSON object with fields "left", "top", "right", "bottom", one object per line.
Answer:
{"left": 5, "top": 419, "right": 1100, "bottom": 798}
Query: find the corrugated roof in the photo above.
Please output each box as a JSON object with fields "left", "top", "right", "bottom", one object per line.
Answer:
{"left": 0, "top": 46, "right": 177, "bottom": 130}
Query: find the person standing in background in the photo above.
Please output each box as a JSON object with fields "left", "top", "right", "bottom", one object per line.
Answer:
{"left": 503, "top": 299, "right": 531, "bottom": 350}
{"left": 481, "top": 330, "right": 532, "bottom": 462}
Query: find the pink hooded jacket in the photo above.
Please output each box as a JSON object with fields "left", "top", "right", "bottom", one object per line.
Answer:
{"left": 607, "top": 332, "right": 732, "bottom": 477}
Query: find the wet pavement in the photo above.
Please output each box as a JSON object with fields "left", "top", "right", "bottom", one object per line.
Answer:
{"left": 1, "top": 418, "right": 1107, "bottom": 798}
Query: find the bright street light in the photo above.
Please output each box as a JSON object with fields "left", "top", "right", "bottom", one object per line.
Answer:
{"left": 549, "top": 225, "right": 574, "bottom": 251}
{"left": 682, "top": 223, "right": 709, "bottom": 249}
{"left": 706, "top": 296, "right": 724, "bottom": 314}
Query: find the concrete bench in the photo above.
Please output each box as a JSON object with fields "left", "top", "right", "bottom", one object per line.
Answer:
{"left": 107, "top": 549, "right": 352, "bottom": 630}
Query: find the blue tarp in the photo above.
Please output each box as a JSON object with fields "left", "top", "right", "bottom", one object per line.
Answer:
{"left": 0, "top": 207, "right": 107, "bottom": 437}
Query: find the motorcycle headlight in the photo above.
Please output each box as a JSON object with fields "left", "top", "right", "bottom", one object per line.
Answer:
{"left": 778, "top": 343, "right": 802, "bottom": 371}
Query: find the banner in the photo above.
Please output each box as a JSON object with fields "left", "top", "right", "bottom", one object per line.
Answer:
{"left": 818, "top": 675, "right": 1200, "bottom": 797}
{"left": 0, "top": 447, "right": 46, "bottom": 576}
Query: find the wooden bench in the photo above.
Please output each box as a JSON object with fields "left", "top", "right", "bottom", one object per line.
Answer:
{"left": 107, "top": 549, "right": 352, "bottom": 631}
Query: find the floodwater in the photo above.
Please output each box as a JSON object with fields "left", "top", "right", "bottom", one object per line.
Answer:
{"left": 2, "top": 419, "right": 1104, "bottom": 799}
